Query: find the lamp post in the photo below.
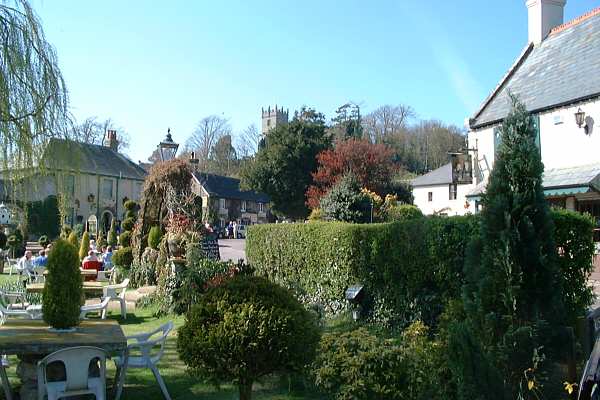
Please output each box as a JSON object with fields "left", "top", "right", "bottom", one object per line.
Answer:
{"left": 158, "top": 128, "right": 179, "bottom": 162}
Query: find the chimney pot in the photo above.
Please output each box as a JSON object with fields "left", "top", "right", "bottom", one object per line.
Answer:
{"left": 526, "top": 0, "right": 566, "bottom": 45}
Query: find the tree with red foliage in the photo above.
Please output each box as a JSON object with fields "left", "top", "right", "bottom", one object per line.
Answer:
{"left": 306, "top": 138, "right": 395, "bottom": 209}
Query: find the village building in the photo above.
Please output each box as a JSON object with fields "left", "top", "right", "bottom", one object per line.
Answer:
{"left": 413, "top": 1, "right": 600, "bottom": 227}
{"left": 191, "top": 172, "right": 271, "bottom": 227}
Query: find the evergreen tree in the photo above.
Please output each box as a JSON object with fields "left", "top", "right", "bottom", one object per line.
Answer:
{"left": 107, "top": 219, "right": 117, "bottom": 247}
{"left": 455, "top": 97, "right": 565, "bottom": 398}
{"left": 79, "top": 230, "right": 90, "bottom": 261}
{"left": 320, "top": 173, "right": 370, "bottom": 223}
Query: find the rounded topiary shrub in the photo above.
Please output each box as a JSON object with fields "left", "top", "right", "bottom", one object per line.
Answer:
{"left": 118, "top": 231, "right": 132, "bottom": 247}
{"left": 147, "top": 226, "right": 162, "bottom": 250}
{"left": 177, "top": 276, "right": 321, "bottom": 400}
{"left": 79, "top": 231, "right": 90, "bottom": 261}
{"left": 385, "top": 204, "right": 424, "bottom": 222}
{"left": 124, "top": 200, "right": 138, "bottom": 212}
{"left": 42, "top": 239, "right": 83, "bottom": 330}
{"left": 38, "top": 235, "right": 49, "bottom": 248}
{"left": 113, "top": 247, "right": 133, "bottom": 269}
{"left": 121, "top": 218, "right": 135, "bottom": 232}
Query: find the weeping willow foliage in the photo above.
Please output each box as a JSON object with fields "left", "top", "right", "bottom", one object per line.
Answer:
{"left": 0, "top": 0, "right": 70, "bottom": 176}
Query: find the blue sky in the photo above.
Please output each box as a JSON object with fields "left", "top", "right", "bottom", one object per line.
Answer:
{"left": 34, "top": 0, "right": 595, "bottom": 163}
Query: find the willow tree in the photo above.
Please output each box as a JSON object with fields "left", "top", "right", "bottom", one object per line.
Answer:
{"left": 1, "top": 0, "right": 70, "bottom": 224}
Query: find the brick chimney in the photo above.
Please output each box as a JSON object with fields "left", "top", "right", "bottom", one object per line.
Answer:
{"left": 104, "top": 130, "right": 119, "bottom": 152}
{"left": 526, "top": 0, "right": 566, "bottom": 44}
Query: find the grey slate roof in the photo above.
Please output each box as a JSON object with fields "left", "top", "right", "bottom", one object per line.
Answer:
{"left": 44, "top": 139, "right": 147, "bottom": 180}
{"left": 466, "top": 162, "right": 600, "bottom": 197}
{"left": 411, "top": 163, "right": 452, "bottom": 187}
{"left": 471, "top": 9, "right": 600, "bottom": 128}
{"left": 192, "top": 172, "right": 270, "bottom": 203}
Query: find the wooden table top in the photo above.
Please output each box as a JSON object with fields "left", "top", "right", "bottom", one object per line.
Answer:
{"left": 0, "top": 319, "right": 126, "bottom": 355}
{"left": 26, "top": 281, "right": 108, "bottom": 294}
{"left": 42, "top": 269, "right": 97, "bottom": 276}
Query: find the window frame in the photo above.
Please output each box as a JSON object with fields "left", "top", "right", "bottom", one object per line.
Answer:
{"left": 101, "top": 178, "right": 114, "bottom": 200}
{"left": 427, "top": 192, "right": 433, "bottom": 202}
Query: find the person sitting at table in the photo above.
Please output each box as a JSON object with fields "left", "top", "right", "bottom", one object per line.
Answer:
{"left": 34, "top": 249, "right": 48, "bottom": 268}
{"left": 102, "top": 246, "right": 113, "bottom": 270}
{"left": 82, "top": 250, "right": 99, "bottom": 264}
{"left": 89, "top": 239, "right": 97, "bottom": 253}
{"left": 17, "top": 251, "right": 34, "bottom": 275}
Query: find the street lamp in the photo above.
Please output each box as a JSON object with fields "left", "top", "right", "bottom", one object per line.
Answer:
{"left": 158, "top": 128, "right": 179, "bottom": 161}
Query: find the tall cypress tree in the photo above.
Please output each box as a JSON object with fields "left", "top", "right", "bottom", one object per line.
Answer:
{"left": 456, "top": 97, "right": 565, "bottom": 398}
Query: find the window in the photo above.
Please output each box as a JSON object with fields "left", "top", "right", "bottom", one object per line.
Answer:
{"left": 428, "top": 192, "right": 433, "bottom": 202}
{"left": 267, "top": 119, "right": 271, "bottom": 126}
{"left": 241, "top": 200, "right": 247, "bottom": 212}
{"left": 258, "top": 202, "right": 264, "bottom": 212}
{"left": 449, "top": 184, "right": 457, "bottom": 200}
{"left": 65, "top": 175, "right": 75, "bottom": 196}
{"left": 219, "top": 198, "right": 227, "bottom": 209}
{"left": 101, "top": 179, "right": 113, "bottom": 200}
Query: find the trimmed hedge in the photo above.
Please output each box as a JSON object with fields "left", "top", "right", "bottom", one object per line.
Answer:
{"left": 247, "top": 211, "right": 593, "bottom": 328}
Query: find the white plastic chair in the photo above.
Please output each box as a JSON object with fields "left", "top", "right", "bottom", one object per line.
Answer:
{"left": 96, "top": 268, "right": 115, "bottom": 283}
{"left": 101, "top": 279, "right": 129, "bottom": 319}
{"left": 37, "top": 346, "right": 107, "bottom": 400}
{"left": 0, "top": 289, "right": 28, "bottom": 310}
{"left": 80, "top": 297, "right": 111, "bottom": 320}
{"left": 0, "top": 355, "right": 12, "bottom": 400}
{"left": 0, "top": 303, "right": 40, "bottom": 323}
{"left": 114, "top": 321, "right": 173, "bottom": 400}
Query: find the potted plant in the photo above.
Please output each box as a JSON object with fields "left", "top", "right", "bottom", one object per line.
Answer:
{"left": 42, "top": 239, "right": 83, "bottom": 331}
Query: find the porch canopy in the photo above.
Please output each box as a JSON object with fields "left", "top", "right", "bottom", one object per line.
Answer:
{"left": 466, "top": 163, "right": 600, "bottom": 202}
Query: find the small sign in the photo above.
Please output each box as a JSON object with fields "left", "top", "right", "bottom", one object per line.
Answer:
{"left": 345, "top": 285, "right": 364, "bottom": 302}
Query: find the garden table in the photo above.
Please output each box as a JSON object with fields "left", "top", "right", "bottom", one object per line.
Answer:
{"left": 42, "top": 269, "right": 97, "bottom": 277}
{"left": 26, "top": 281, "right": 108, "bottom": 294}
{"left": 0, "top": 319, "right": 126, "bottom": 400}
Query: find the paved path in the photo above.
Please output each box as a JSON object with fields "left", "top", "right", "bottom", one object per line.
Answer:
{"left": 219, "top": 239, "right": 246, "bottom": 262}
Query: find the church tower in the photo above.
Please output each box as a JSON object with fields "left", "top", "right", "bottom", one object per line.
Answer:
{"left": 261, "top": 105, "right": 289, "bottom": 135}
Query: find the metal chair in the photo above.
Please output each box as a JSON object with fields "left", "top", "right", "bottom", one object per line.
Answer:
{"left": 80, "top": 297, "right": 111, "bottom": 320}
{"left": 114, "top": 321, "right": 173, "bottom": 400}
{"left": 101, "top": 279, "right": 129, "bottom": 319}
{"left": 37, "top": 346, "right": 107, "bottom": 400}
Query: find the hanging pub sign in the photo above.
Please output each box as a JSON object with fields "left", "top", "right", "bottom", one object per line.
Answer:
{"left": 451, "top": 153, "right": 473, "bottom": 185}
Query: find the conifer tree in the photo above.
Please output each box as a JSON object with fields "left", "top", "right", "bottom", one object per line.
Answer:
{"left": 108, "top": 219, "right": 117, "bottom": 247}
{"left": 454, "top": 97, "right": 565, "bottom": 398}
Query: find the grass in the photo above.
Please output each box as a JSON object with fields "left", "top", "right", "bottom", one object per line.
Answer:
{"left": 0, "top": 273, "right": 326, "bottom": 400}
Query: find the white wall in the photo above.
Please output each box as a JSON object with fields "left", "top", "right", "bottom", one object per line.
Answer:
{"left": 413, "top": 183, "right": 472, "bottom": 216}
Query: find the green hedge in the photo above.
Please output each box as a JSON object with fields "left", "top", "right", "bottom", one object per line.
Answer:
{"left": 247, "top": 211, "right": 593, "bottom": 328}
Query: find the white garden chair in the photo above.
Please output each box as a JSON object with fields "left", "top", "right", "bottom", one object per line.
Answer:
{"left": 96, "top": 267, "right": 115, "bottom": 283}
{"left": 114, "top": 321, "right": 173, "bottom": 400}
{"left": 37, "top": 346, "right": 107, "bottom": 400}
{"left": 0, "top": 289, "right": 28, "bottom": 310}
{"left": 80, "top": 297, "right": 111, "bottom": 320}
{"left": 101, "top": 278, "right": 129, "bottom": 319}
{"left": 0, "top": 303, "right": 41, "bottom": 323}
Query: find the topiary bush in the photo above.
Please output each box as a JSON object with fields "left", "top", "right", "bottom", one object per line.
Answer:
{"left": 113, "top": 247, "right": 133, "bottom": 269}
{"left": 42, "top": 239, "right": 83, "bottom": 330}
{"left": 107, "top": 219, "right": 117, "bottom": 247}
{"left": 67, "top": 231, "right": 79, "bottom": 249}
{"left": 118, "top": 231, "right": 131, "bottom": 247}
{"left": 148, "top": 226, "right": 162, "bottom": 250}
{"left": 320, "top": 173, "right": 370, "bottom": 223}
{"left": 385, "top": 204, "right": 424, "bottom": 221}
{"left": 121, "top": 218, "right": 135, "bottom": 232}
{"left": 60, "top": 225, "right": 72, "bottom": 239}
{"left": 79, "top": 231, "right": 90, "bottom": 261}
{"left": 38, "top": 235, "right": 49, "bottom": 248}
{"left": 177, "top": 276, "right": 321, "bottom": 400}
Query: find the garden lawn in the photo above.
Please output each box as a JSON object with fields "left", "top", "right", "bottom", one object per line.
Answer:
{"left": 0, "top": 273, "right": 325, "bottom": 400}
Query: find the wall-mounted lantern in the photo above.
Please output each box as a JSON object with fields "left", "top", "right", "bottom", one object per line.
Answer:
{"left": 575, "top": 108, "right": 590, "bottom": 135}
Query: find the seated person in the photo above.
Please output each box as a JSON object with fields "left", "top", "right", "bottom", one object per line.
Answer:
{"left": 17, "top": 251, "right": 34, "bottom": 274}
{"left": 102, "top": 246, "right": 114, "bottom": 270}
{"left": 82, "top": 250, "right": 99, "bottom": 264}
{"left": 34, "top": 249, "right": 48, "bottom": 269}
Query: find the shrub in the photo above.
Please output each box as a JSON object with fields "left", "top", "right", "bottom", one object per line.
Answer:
{"left": 96, "top": 234, "right": 106, "bottom": 249}
{"left": 313, "top": 322, "right": 451, "bottom": 400}
{"left": 121, "top": 218, "right": 135, "bottom": 232}
{"left": 118, "top": 231, "right": 131, "bottom": 247}
{"left": 113, "top": 247, "right": 133, "bottom": 269}
{"left": 73, "top": 223, "right": 84, "bottom": 238}
{"left": 320, "top": 173, "right": 370, "bottom": 223}
{"left": 124, "top": 200, "right": 138, "bottom": 212}
{"left": 107, "top": 219, "right": 117, "bottom": 247}
{"left": 124, "top": 210, "right": 136, "bottom": 220}
{"left": 131, "top": 247, "right": 159, "bottom": 287}
{"left": 42, "top": 239, "right": 83, "bottom": 329}
{"left": 307, "top": 208, "right": 322, "bottom": 221}
{"left": 79, "top": 231, "right": 90, "bottom": 261}
{"left": 385, "top": 204, "right": 423, "bottom": 221}
{"left": 25, "top": 195, "right": 60, "bottom": 238}
{"left": 60, "top": 225, "right": 72, "bottom": 239}
{"left": 38, "top": 235, "right": 49, "bottom": 248}
{"left": 148, "top": 226, "right": 162, "bottom": 250}
{"left": 0, "top": 231, "right": 6, "bottom": 249}
{"left": 67, "top": 231, "right": 79, "bottom": 249}
{"left": 177, "top": 276, "right": 321, "bottom": 400}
